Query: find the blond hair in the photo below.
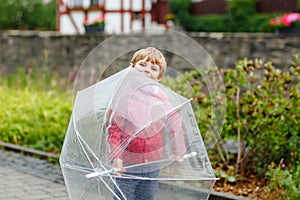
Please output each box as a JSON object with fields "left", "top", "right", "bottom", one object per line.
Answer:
{"left": 130, "top": 47, "right": 167, "bottom": 80}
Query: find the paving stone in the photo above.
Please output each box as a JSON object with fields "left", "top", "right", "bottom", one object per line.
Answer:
{"left": 0, "top": 150, "right": 68, "bottom": 200}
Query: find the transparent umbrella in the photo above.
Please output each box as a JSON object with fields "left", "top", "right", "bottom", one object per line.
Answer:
{"left": 60, "top": 66, "right": 218, "bottom": 200}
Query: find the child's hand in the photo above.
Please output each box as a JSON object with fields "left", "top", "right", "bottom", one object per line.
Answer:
{"left": 112, "top": 158, "right": 126, "bottom": 176}
{"left": 175, "top": 156, "right": 184, "bottom": 162}
{"left": 169, "top": 155, "right": 184, "bottom": 163}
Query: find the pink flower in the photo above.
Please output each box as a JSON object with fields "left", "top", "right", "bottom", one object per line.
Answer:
{"left": 279, "top": 158, "right": 286, "bottom": 169}
{"left": 270, "top": 13, "right": 300, "bottom": 28}
{"left": 286, "top": 13, "right": 300, "bottom": 23}
{"left": 282, "top": 14, "right": 291, "bottom": 26}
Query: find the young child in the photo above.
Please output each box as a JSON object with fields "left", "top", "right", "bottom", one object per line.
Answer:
{"left": 107, "top": 47, "right": 186, "bottom": 200}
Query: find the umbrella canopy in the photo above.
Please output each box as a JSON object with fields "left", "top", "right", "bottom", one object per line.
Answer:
{"left": 60, "top": 67, "right": 217, "bottom": 200}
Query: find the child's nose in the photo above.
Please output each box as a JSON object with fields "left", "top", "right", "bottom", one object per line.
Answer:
{"left": 144, "top": 66, "right": 151, "bottom": 73}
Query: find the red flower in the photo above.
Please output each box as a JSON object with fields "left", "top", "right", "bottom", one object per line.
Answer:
{"left": 270, "top": 13, "right": 300, "bottom": 28}
{"left": 84, "top": 13, "right": 105, "bottom": 27}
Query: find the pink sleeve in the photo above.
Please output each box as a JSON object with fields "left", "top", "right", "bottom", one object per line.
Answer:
{"left": 107, "top": 115, "right": 124, "bottom": 161}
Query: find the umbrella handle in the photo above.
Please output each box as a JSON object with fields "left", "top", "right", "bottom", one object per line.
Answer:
{"left": 183, "top": 151, "right": 197, "bottom": 159}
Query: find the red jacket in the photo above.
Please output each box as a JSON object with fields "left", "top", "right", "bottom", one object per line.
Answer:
{"left": 107, "top": 84, "right": 186, "bottom": 164}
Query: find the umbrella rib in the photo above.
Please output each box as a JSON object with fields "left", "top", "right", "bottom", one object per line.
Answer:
{"left": 103, "top": 67, "right": 134, "bottom": 162}
{"left": 74, "top": 126, "right": 128, "bottom": 199}
{"left": 73, "top": 115, "right": 97, "bottom": 169}
{"left": 73, "top": 112, "right": 128, "bottom": 199}
{"left": 103, "top": 67, "right": 132, "bottom": 130}
{"left": 61, "top": 163, "right": 93, "bottom": 173}
{"left": 97, "top": 174, "right": 126, "bottom": 200}
{"left": 72, "top": 113, "right": 112, "bottom": 177}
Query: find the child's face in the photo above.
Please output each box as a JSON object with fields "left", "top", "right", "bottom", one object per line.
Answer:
{"left": 132, "top": 57, "right": 161, "bottom": 82}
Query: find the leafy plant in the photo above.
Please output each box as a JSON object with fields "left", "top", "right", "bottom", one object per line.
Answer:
{"left": 227, "top": 0, "right": 257, "bottom": 31}
{"left": 168, "top": 0, "right": 197, "bottom": 31}
{"left": 265, "top": 159, "right": 300, "bottom": 199}
{"left": 227, "top": 0, "right": 257, "bottom": 17}
{"left": 0, "top": 66, "right": 72, "bottom": 154}
{"left": 162, "top": 55, "right": 300, "bottom": 190}
{"left": 169, "top": 0, "right": 278, "bottom": 32}
{"left": 215, "top": 165, "right": 237, "bottom": 183}
{"left": 168, "top": 0, "right": 192, "bottom": 15}
{"left": 221, "top": 57, "right": 300, "bottom": 175}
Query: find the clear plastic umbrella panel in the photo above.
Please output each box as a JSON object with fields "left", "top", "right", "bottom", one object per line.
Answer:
{"left": 60, "top": 67, "right": 218, "bottom": 200}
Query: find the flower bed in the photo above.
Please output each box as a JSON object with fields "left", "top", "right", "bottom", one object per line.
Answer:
{"left": 270, "top": 13, "right": 300, "bottom": 36}
{"left": 84, "top": 14, "right": 105, "bottom": 34}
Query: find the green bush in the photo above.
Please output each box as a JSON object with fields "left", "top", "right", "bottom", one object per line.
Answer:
{"left": 169, "top": 0, "right": 278, "bottom": 32}
{"left": 168, "top": 0, "right": 192, "bottom": 15}
{"left": 0, "top": 0, "right": 56, "bottom": 30}
{"left": 246, "top": 14, "right": 275, "bottom": 32}
{"left": 163, "top": 55, "right": 300, "bottom": 196}
{"left": 266, "top": 159, "right": 300, "bottom": 199}
{"left": 0, "top": 67, "right": 72, "bottom": 153}
{"left": 223, "top": 58, "right": 299, "bottom": 174}
{"left": 192, "top": 15, "right": 229, "bottom": 32}
{"left": 226, "top": 0, "right": 257, "bottom": 31}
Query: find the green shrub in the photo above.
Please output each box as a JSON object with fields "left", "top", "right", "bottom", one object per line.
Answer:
{"left": 223, "top": 58, "right": 299, "bottom": 174}
{"left": 193, "top": 15, "right": 229, "bottom": 32}
{"left": 162, "top": 55, "right": 300, "bottom": 192}
{"left": 168, "top": 0, "right": 192, "bottom": 15}
{"left": 266, "top": 159, "right": 300, "bottom": 199}
{"left": 246, "top": 14, "right": 275, "bottom": 32}
{"left": 0, "top": 0, "right": 56, "bottom": 30}
{"left": 226, "top": 0, "right": 257, "bottom": 31}
{"left": 169, "top": 0, "right": 277, "bottom": 32}
{"left": 0, "top": 67, "right": 72, "bottom": 153}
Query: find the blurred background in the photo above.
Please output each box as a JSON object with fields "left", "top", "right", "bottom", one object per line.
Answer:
{"left": 0, "top": 0, "right": 299, "bottom": 34}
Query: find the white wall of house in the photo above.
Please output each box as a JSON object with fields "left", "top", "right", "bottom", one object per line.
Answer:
{"left": 59, "top": 0, "right": 161, "bottom": 34}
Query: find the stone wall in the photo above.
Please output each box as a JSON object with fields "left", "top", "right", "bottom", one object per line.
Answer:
{"left": 0, "top": 30, "right": 299, "bottom": 77}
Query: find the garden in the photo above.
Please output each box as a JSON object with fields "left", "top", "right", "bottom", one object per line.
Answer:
{"left": 1, "top": 54, "right": 299, "bottom": 199}
{"left": 0, "top": 0, "right": 299, "bottom": 199}
{"left": 163, "top": 55, "right": 300, "bottom": 199}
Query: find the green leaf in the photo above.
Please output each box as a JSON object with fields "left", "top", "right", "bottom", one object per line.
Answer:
{"left": 227, "top": 175, "right": 236, "bottom": 183}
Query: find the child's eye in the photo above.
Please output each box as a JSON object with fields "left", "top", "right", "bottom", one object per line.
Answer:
{"left": 151, "top": 67, "right": 158, "bottom": 71}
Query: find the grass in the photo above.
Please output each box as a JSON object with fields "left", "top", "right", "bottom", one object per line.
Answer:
{"left": 0, "top": 66, "right": 72, "bottom": 154}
